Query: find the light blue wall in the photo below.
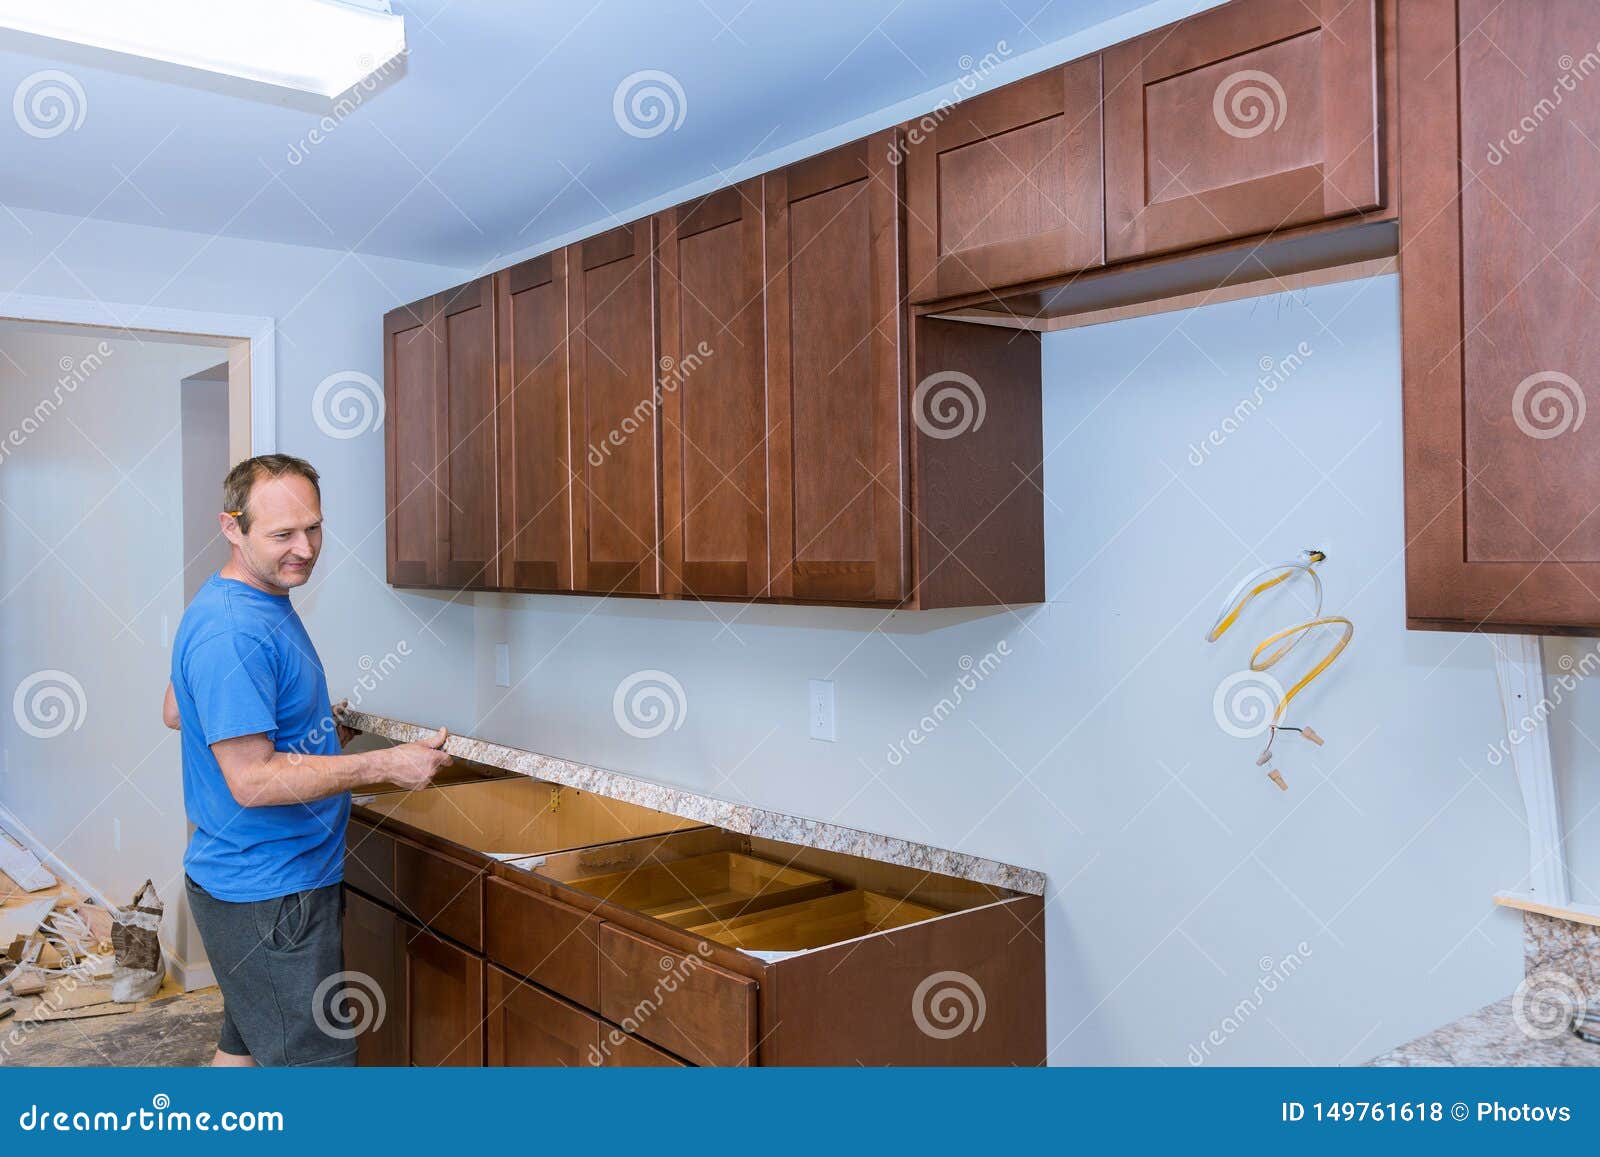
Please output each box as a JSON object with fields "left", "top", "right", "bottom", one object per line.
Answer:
{"left": 468, "top": 274, "right": 1559, "bottom": 1064}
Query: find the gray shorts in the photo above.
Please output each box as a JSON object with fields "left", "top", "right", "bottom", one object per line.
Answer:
{"left": 184, "top": 874, "right": 357, "bottom": 1067}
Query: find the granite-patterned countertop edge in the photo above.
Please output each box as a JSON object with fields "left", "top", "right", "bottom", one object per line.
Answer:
{"left": 338, "top": 707, "right": 1048, "bottom": 895}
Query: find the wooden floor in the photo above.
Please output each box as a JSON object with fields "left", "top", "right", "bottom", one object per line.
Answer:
{"left": 0, "top": 982, "right": 223, "bottom": 1067}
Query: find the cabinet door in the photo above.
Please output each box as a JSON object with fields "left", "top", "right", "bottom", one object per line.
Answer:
{"left": 568, "top": 221, "right": 661, "bottom": 594}
{"left": 657, "top": 182, "right": 768, "bottom": 598}
{"left": 905, "top": 59, "right": 1103, "bottom": 303}
{"left": 485, "top": 965, "right": 601, "bottom": 1067}
{"left": 495, "top": 255, "right": 573, "bottom": 592}
{"left": 1103, "top": 0, "right": 1380, "bottom": 262}
{"left": 765, "top": 133, "right": 908, "bottom": 603}
{"left": 435, "top": 276, "right": 499, "bottom": 589}
{"left": 1402, "top": 0, "right": 1600, "bottom": 631}
{"left": 403, "top": 920, "right": 484, "bottom": 1067}
{"left": 341, "top": 888, "right": 406, "bottom": 1066}
{"left": 384, "top": 297, "right": 439, "bottom": 587}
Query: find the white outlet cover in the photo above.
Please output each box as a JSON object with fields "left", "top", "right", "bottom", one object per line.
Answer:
{"left": 808, "top": 678, "right": 836, "bottom": 742}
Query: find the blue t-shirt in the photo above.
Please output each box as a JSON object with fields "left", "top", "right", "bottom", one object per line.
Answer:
{"left": 171, "top": 572, "right": 348, "bottom": 902}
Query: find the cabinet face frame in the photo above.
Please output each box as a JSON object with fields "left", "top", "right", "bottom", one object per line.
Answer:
{"left": 383, "top": 298, "right": 439, "bottom": 587}
{"left": 567, "top": 219, "right": 663, "bottom": 595}
{"left": 905, "top": 59, "right": 1105, "bottom": 304}
{"left": 435, "top": 275, "right": 500, "bottom": 590}
{"left": 657, "top": 180, "right": 770, "bottom": 599}
{"left": 495, "top": 254, "right": 574, "bottom": 593}
{"left": 765, "top": 131, "right": 910, "bottom": 604}
{"left": 1103, "top": 0, "right": 1381, "bottom": 262}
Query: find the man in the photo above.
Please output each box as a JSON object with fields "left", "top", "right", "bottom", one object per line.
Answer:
{"left": 162, "top": 453, "right": 452, "bottom": 1067}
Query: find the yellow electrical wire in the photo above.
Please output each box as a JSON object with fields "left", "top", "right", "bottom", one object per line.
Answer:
{"left": 1207, "top": 549, "right": 1353, "bottom": 786}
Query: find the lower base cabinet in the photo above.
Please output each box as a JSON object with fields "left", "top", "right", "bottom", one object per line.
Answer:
{"left": 342, "top": 776, "right": 1046, "bottom": 1067}
{"left": 403, "top": 921, "right": 484, "bottom": 1067}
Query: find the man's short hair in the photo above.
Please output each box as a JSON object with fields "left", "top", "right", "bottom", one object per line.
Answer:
{"left": 223, "top": 454, "right": 321, "bottom": 534}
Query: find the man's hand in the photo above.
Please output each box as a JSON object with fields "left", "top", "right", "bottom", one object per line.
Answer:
{"left": 379, "top": 727, "right": 452, "bottom": 791}
{"left": 163, "top": 682, "right": 181, "bottom": 731}
{"left": 331, "top": 699, "right": 357, "bottom": 747}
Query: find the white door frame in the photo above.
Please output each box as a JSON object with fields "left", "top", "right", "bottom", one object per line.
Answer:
{"left": 0, "top": 291, "right": 276, "bottom": 990}
{"left": 0, "top": 291, "right": 276, "bottom": 454}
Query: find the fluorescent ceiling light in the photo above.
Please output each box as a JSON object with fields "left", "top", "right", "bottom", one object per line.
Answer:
{"left": 0, "top": 0, "right": 406, "bottom": 98}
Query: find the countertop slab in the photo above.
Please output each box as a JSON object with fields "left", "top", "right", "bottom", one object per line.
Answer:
{"left": 1366, "top": 996, "right": 1599, "bottom": 1067}
{"left": 336, "top": 707, "right": 1048, "bottom": 895}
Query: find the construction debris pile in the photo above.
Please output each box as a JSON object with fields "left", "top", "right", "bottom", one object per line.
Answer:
{"left": 0, "top": 830, "right": 168, "bottom": 1044}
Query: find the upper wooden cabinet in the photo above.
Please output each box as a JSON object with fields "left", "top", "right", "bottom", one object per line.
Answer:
{"left": 382, "top": 279, "right": 498, "bottom": 592}
{"left": 495, "top": 253, "right": 573, "bottom": 593}
{"left": 905, "top": 58, "right": 1103, "bottom": 303}
{"left": 765, "top": 133, "right": 909, "bottom": 603}
{"left": 656, "top": 181, "right": 768, "bottom": 599}
{"left": 435, "top": 277, "right": 499, "bottom": 589}
{"left": 568, "top": 220, "right": 661, "bottom": 596}
{"left": 383, "top": 298, "right": 438, "bottom": 587}
{"left": 1103, "top": 0, "right": 1382, "bottom": 262}
{"left": 1401, "top": 0, "right": 1600, "bottom": 632}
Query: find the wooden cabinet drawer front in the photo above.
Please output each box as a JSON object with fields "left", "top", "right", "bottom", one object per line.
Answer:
{"left": 404, "top": 922, "right": 484, "bottom": 1067}
{"left": 598, "top": 924, "right": 756, "bottom": 1067}
{"left": 1103, "top": 0, "right": 1381, "bottom": 262}
{"left": 906, "top": 59, "right": 1104, "bottom": 302}
{"left": 486, "top": 965, "right": 601, "bottom": 1067}
{"left": 345, "top": 821, "right": 395, "bottom": 903}
{"left": 601, "top": 1029, "right": 687, "bottom": 1067}
{"left": 484, "top": 878, "right": 600, "bottom": 1008}
{"left": 393, "top": 838, "right": 483, "bottom": 951}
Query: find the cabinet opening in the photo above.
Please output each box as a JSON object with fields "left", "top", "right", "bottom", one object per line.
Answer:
{"left": 353, "top": 776, "right": 699, "bottom": 859}
{"left": 515, "top": 825, "right": 1027, "bottom": 954}
{"left": 682, "top": 888, "right": 949, "bottom": 951}
{"left": 562, "top": 851, "right": 833, "bottom": 926}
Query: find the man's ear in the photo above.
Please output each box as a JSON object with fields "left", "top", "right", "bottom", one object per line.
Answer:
{"left": 219, "top": 511, "right": 242, "bottom": 544}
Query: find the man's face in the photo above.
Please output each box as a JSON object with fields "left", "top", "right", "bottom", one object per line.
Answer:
{"left": 231, "top": 475, "right": 323, "bottom": 592}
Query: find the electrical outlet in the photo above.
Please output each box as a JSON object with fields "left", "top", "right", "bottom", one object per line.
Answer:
{"left": 494, "top": 643, "right": 510, "bottom": 687}
{"left": 808, "top": 679, "right": 836, "bottom": 742}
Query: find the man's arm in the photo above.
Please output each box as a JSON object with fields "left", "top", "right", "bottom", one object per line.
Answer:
{"left": 163, "top": 682, "right": 181, "bottom": 731}
{"left": 210, "top": 726, "right": 452, "bottom": 808}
